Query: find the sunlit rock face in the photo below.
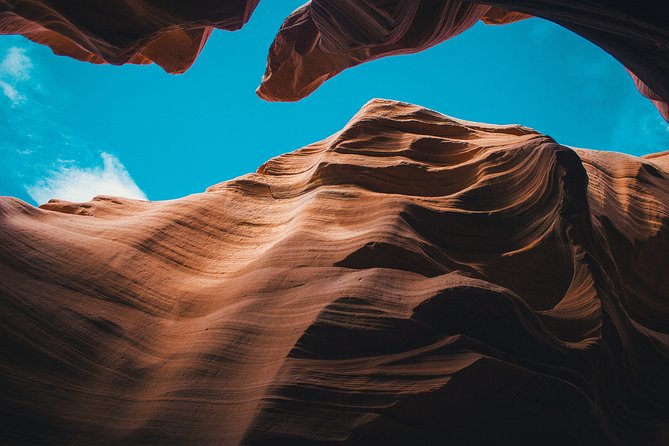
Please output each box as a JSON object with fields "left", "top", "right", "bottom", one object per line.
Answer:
{"left": 0, "top": 0, "right": 260, "bottom": 73}
{"left": 256, "top": 0, "right": 668, "bottom": 121}
{"left": 1, "top": 99, "right": 668, "bottom": 445}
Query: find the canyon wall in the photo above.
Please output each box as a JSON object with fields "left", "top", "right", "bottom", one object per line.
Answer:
{"left": 1, "top": 100, "right": 668, "bottom": 445}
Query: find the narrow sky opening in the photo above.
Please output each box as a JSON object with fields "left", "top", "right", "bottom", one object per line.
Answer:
{"left": 1, "top": 1, "right": 667, "bottom": 204}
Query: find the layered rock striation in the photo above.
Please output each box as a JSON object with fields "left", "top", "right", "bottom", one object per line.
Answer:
{"left": 1, "top": 100, "right": 668, "bottom": 445}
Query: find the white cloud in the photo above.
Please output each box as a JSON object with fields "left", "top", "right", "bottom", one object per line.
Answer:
{"left": 27, "top": 152, "right": 148, "bottom": 205}
{"left": 0, "top": 47, "right": 32, "bottom": 105}
{"left": 0, "top": 80, "right": 24, "bottom": 104}
{"left": 0, "top": 47, "right": 32, "bottom": 80}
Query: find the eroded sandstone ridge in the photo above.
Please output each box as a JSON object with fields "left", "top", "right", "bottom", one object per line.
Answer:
{"left": 1, "top": 99, "right": 668, "bottom": 445}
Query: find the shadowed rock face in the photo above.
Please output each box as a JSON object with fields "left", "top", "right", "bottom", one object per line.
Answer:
{"left": 0, "top": 0, "right": 260, "bottom": 73}
{"left": 1, "top": 99, "right": 668, "bottom": 445}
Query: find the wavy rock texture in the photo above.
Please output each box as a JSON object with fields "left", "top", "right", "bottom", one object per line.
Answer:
{"left": 1, "top": 99, "right": 668, "bottom": 445}
{"left": 257, "top": 0, "right": 668, "bottom": 121}
{"left": 0, "top": 0, "right": 259, "bottom": 73}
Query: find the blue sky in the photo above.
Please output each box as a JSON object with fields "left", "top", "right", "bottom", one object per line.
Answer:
{"left": 1, "top": 1, "right": 667, "bottom": 205}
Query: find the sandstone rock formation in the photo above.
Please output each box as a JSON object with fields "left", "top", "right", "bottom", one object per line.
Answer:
{"left": 256, "top": 1, "right": 527, "bottom": 101}
{"left": 0, "top": 0, "right": 260, "bottom": 73}
{"left": 1, "top": 99, "right": 668, "bottom": 445}
{"left": 257, "top": 0, "right": 668, "bottom": 121}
